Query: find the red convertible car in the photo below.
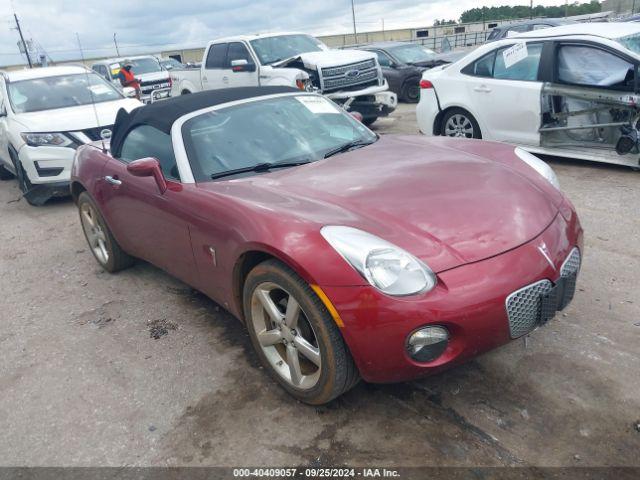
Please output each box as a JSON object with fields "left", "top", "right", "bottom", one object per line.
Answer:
{"left": 71, "top": 87, "right": 583, "bottom": 405}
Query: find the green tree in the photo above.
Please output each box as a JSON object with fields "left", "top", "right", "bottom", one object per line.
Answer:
{"left": 459, "top": 1, "right": 601, "bottom": 23}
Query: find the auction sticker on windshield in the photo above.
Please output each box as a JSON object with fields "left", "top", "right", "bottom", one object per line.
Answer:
{"left": 296, "top": 96, "right": 341, "bottom": 114}
{"left": 503, "top": 42, "right": 528, "bottom": 69}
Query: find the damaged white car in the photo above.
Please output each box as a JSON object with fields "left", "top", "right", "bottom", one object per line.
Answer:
{"left": 416, "top": 23, "right": 640, "bottom": 169}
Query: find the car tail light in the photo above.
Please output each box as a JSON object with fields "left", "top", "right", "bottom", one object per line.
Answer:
{"left": 168, "top": 76, "right": 173, "bottom": 88}
{"left": 420, "top": 80, "right": 434, "bottom": 89}
{"left": 296, "top": 79, "right": 306, "bottom": 90}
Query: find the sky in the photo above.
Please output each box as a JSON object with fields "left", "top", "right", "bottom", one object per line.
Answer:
{"left": 0, "top": 0, "right": 566, "bottom": 66}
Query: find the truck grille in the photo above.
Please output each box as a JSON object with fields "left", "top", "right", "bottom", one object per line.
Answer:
{"left": 140, "top": 79, "right": 171, "bottom": 93}
{"left": 506, "top": 248, "right": 581, "bottom": 339}
{"left": 320, "top": 59, "right": 379, "bottom": 93}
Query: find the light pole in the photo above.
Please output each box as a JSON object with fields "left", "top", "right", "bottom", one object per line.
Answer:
{"left": 350, "top": 0, "right": 358, "bottom": 44}
{"left": 113, "top": 33, "right": 120, "bottom": 56}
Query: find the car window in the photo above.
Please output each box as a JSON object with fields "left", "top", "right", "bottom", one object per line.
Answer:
{"left": 557, "top": 45, "right": 635, "bottom": 90}
{"left": 487, "top": 29, "right": 501, "bottom": 41}
{"left": 532, "top": 24, "right": 553, "bottom": 30}
{"left": 493, "top": 43, "right": 542, "bottom": 81}
{"left": 371, "top": 50, "right": 393, "bottom": 67}
{"left": 120, "top": 125, "right": 180, "bottom": 181}
{"left": 226, "top": 42, "right": 254, "bottom": 67}
{"left": 470, "top": 51, "right": 496, "bottom": 77}
{"left": 504, "top": 24, "right": 530, "bottom": 38}
{"left": 205, "top": 43, "right": 228, "bottom": 70}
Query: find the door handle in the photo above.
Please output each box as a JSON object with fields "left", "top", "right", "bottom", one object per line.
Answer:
{"left": 474, "top": 85, "right": 492, "bottom": 93}
{"left": 105, "top": 175, "right": 122, "bottom": 186}
{"left": 222, "top": 76, "right": 229, "bottom": 84}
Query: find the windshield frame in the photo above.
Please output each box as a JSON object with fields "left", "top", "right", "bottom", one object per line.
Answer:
{"left": 249, "top": 34, "right": 325, "bottom": 65}
{"left": 615, "top": 33, "right": 640, "bottom": 57}
{"left": 171, "top": 92, "right": 377, "bottom": 183}
{"left": 7, "top": 72, "right": 124, "bottom": 115}
{"left": 387, "top": 43, "right": 437, "bottom": 64}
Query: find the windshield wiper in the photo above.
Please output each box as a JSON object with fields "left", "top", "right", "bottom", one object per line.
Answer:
{"left": 210, "top": 160, "right": 311, "bottom": 180}
{"left": 323, "top": 139, "right": 376, "bottom": 159}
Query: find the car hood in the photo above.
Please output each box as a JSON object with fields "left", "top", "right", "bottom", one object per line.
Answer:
{"left": 274, "top": 49, "right": 377, "bottom": 69}
{"left": 200, "top": 135, "right": 560, "bottom": 273}
{"left": 14, "top": 99, "right": 141, "bottom": 132}
{"left": 138, "top": 71, "right": 171, "bottom": 83}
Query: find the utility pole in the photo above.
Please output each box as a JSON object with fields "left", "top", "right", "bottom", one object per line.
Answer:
{"left": 350, "top": 0, "right": 358, "bottom": 44}
{"left": 530, "top": 0, "right": 534, "bottom": 19}
{"left": 113, "top": 33, "right": 120, "bottom": 56}
{"left": 14, "top": 13, "right": 32, "bottom": 69}
{"left": 565, "top": 0, "right": 569, "bottom": 18}
{"left": 381, "top": 18, "right": 385, "bottom": 40}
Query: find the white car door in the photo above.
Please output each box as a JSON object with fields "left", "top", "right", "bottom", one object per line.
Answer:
{"left": 223, "top": 42, "right": 259, "bottom": 88}
{"left": 201, "top": 43, "right": 229, "bottom": 91}
{"left": 464, "top": 42, "right": 544, "bottom": 146}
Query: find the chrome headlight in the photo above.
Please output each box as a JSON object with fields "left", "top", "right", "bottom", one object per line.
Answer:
{"left": 515, "top": 147, "right": 560, "bottom": 190}
{"left": 320, "top": 226, "right": 437, "bottom": 296}
{"left": 21, "top": 132, "right": 75, "bottom": 148}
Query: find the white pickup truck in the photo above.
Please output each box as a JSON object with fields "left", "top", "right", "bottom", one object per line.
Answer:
{"left": 170, "top": 32, "right": 397, "bottom": 125}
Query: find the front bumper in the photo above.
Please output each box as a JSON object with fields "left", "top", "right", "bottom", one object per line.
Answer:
{"left": 19, "top": 145, "right": 75, "bottom": 185}
{"left": 325, "top": 82, "right": 398, "bottom": 118}
{"left": 321, "top": 207, "right": 583, "bottom": 383}
{"left": 140, "top": 88, "right": 172, "bottom": 104}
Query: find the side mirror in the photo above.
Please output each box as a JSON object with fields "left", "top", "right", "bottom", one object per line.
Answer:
{"left": 126, "top": 157, "right": 167, "bottom": 194}
{"left": 231, "top": 59, "right": 256, "bottom": 73}
{"left": 122, "top": 86, "right": 138, "bottom": 98}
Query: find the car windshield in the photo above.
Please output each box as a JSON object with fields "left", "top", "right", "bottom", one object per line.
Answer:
{"left": 8, "top": 73, "right": 123, "bottom": 114}
{"left": 388, "top": 44, "right": 437, "bottom": 64}
{"left": 161, "top": 58, "right": 184, "bottom": 70}
{"left": 250, "top": 34, "right": 325, "bottom": 65}
{"left": 119, "top": 57, "right": 162, "bottom": 74}
{"left": 616, "top": 33, "right": 640, "bottom": 55}
{"left": 182, "top": 95, "right": 377, "bottom": 181}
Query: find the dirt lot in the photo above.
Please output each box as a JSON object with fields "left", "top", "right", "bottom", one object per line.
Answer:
{"left": 1, "top": 103, "right": 639, "bottom": 467}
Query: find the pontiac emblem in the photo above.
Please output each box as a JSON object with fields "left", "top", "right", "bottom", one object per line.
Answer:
{"left": 537, "top": 242, "right": 556, "bottom": 270}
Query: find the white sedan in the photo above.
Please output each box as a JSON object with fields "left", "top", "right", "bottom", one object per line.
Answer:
{"left": 0, "top": 66, "right": 141, "bottom": 205}
{"left": 416, "top": 23, "right": 640, "bottom": 169}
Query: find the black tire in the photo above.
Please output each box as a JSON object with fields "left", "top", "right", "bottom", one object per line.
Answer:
{"left": 363, "top": 117, "right": 378, "bottom": 127}
{"left": 181, "top": 90, "right": 191, "bottom": 95}
{"left": 440, "top": 108, "right": 482, "bottom": 139}
{"left": 243, "top": 259, "right": 359, "bottom": 405}
{"left": 0, "top": 163, "right": 14, "bottom": 180}
{"left": 401, "top": 79, "right": 421, "bottom": 103}
{"left": 77, "top": 191, "right": 135, "bottom": 273}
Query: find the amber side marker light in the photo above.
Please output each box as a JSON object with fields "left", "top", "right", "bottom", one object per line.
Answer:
{"left": 311, "top": 285, "right": 345, "bottom": 328}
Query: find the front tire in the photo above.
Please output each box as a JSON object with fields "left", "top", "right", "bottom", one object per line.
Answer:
{"left": 401, "top": 79, "right": 421, "bottom": 103}
{"left": 0, "top": 164, "right": 14, "bottom": 180}
{"left": 78, "top": 192, "right": 135, "bottom": 272}
{"left": 363, "top": 117, "right": 378, "bottom": 127}
{"left": 441, "top": 108, "right": 482, "bottom": 139}
{"left": 243, "top": 259, "right": 359, "bottom": 405}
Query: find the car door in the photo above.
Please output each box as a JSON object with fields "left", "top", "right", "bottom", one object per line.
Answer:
{"left": 96, "top": 125, "right": 198, "bottom": 285}
{"left": 463, "top": 42, "right": 544, "bottom": 146}
{"left": 368, "top": 49, "right": 403, "bottom": 92}
{"left": 202, "top": 43, "right": 228, "bottom": 90}
{"left": 224, "top": 42, "right": 259, "bottom": 88}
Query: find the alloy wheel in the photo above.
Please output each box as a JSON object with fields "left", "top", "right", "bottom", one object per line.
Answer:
{"left": 80, "top": 203, "right": 109, "bottom": 265}
{"left": 250, "top": 282, "right": 321, "bottom": 389}
{"left": 444, "top": 114, "right": 475, "bottom": 138}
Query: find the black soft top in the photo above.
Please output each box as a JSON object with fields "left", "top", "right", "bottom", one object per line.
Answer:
{"left": 110, "top": 86, "right": 298, "bottom": 157}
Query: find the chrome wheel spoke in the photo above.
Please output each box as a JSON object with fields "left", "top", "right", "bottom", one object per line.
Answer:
{"left": 284, "top": 296, "right": 300, "bottom": 329}
{"left": 286, "top": 345, "right": 303, "bottom": 386}
{"left": 256, "top": 288, "right": 284, "bottom": 324}
{"left": 294, "top": 336, "right": 321, "bottom": 367}
{"left": 258, "top": 328, "right": 283, "bottom": 347}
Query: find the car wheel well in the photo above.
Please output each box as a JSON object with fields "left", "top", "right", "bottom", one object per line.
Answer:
{"left": 436, "top": 106, "right": 481, "bottom": 138}
{"left": 181, "top": 89, "right": 192, "bottom": 95}
{"left": 233, "top": 250, "right": 278, "bottom": 321}
{"left": 70, "top": 181, "right": 86, "bottom": 204}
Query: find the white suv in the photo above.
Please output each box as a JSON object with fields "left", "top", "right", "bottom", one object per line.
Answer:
{"left": 0, "top": 66, "right": 142, "bottom": 205}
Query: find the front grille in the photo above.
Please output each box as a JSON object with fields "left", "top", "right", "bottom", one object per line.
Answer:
{"left": 505, "top": 248, "right": 581, "bottom": 338}
{"left": 140, "top": 79, "right": 171, "bottom": 93}
{"left": 320, "top": 59, "right": 379, "bottom": 93}
{"left": 81, "top": 125, "right": 113, "bottom": 142}
{"left": 559, "top": 248, "right": 581, "bottom": 310}
{"left": 506, "top": 280, "right": 554, "bottom": 339}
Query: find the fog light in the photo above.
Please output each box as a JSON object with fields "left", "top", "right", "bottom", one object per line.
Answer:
{"left": 407, "top": 326, "right": 449, "bottom": 362}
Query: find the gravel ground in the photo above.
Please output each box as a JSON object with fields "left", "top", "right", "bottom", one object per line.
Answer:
{"left": 0, "top": 103, "right": 639, "bottom": 467}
